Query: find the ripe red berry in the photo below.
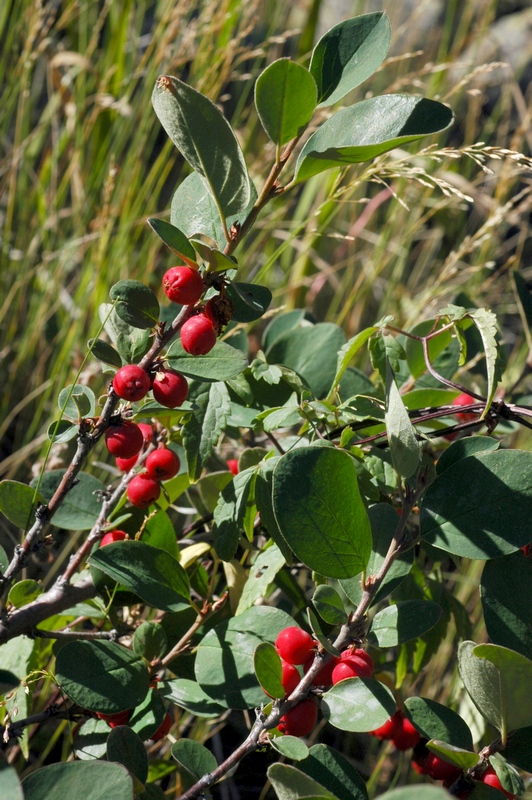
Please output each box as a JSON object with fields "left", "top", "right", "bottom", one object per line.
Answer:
{"left": 392, "top": 715, "right": 421, "bottom": 751}
{"left": 96, "top": 708, "right": 132, "bottom": 727}
{"left": 151, "top": 711, "right": 173, "bottom": 741}
{"left": 112, "top": 365, "right": 151, "bottom": 402}
{"left": 137, "top": 422, "right": 154, "bottom": 444}
{"left": 425, "top": 753, "right": 462, "bottom": 781}
{"left": 521, "top": 543, "right": 531, "bottom": 557}
{"left": 452, "top": 392, "right": 477, "bottom": 422}
{"left": 152, "top": 369, "right": 188, "bottom": 408}
{"left": 227, "top": 459, "right": 239, "bottom": 476}
{"left": 370, "top": 713, "right": 400, "bottom": 740}
{"left": 180, "top": 314, "right": 217, "bottom": 356}
{"left": 127, "top": 474, "right": 161, "bottom": 508}
{"left": 105, "top": 421, "right": 144, "bottom": 459}
{"left": 163, "top": 266, "right": 204, "bottom": 306}
{"left": 304, "top": 654, "right": 340, "bottom": 687}
{"left": 331, "top": 652, "right": 374, "bottom": 684}
{"left": 275, "top": 627, "right": 316, "bottom": 666}
{"left": 278, "top": 698, "right": 317, "bottom": 737}
{"left": 146, "top": 448, "right": 180, "bottom": 481}
{"left": 116, "top": 454, "right": 140, "bottom": 472}
{"left": 100, "top": 530, "right": 127, "bottom": 547}
{"left": 280, "top": 660, "right": 301, "bottom": 696}
{"left": 481, "top": 766, "right": 515, "bottom": 799}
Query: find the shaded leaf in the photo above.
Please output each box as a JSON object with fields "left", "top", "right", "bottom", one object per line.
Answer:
{"left": 225, "top": 282, "right": 272, "bottom": 322}
{"left": 107, "top": 726, "right": 148, "bottom": 785}
{"left": 22, "top": 762, "right": 133, "bottom": 800}
{"left": 32, "top": 471, "right": 105, "bottom": 531}
{"left": 369, "top": 600, "right": 441, "bottom": 647}
{"left": 236, "top": 543, "right": 286, "bottom": 614}
{"left": 171, "top": 739, "right": 217, "bottom": 780}
{"left": 473, "top": 643, "right": 532, "bottom": 735}
{"left": 298, "top": 744, "right": 368, "bottom": 800}
{"left": 159, "top": 678, "right": 226, "bottom": 719}
{"left": 267, "top": 763, "right": 338, "bottom": 800}
{"left": 405, "top": 696, "right": 473, "bottom": 750}
{"left": 312, "top": 585, "right": 347, "bottom": 626}
{"left": 212, "top": 466, "right": 257, "bottom": 561}
{"left": 0, "top": 481, "right": 43, "bottom": 530}
{"left": 110, "top": 280, "right": 160, "bottom": 330}
{"left": 481, "top": 549, "right": 532, "bottom": 660}
{"left": 182, "top": 382, "right": 231, "bottom": 482}
{"left": 436, "top": 435, "right": 500, "bottom": 475}
{"left": 327, "top": 326, "right": 378, "bottom": 400}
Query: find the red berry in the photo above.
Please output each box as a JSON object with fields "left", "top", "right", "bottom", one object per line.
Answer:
{"left": 227, "top": 459, "right": 239, "bottom": 476}
{"left": 152, "top": 369, "right": 188, "bottom": 408}
{"left": 481, "top": 766, "right": 515, "bottom": 799}
{"left": 331, "top": 653, "right": 374, "bottom": 684}
{"left": 96, "top": 709, "right": 131, "bottom": 727}
{"left": 392, "top": 715, "right": 421, "bottom": 751}
{"left": 180, "top": 314, "right": 217, "bottom": 356}
{"left": 304, "top": 654, "right": 340, "bottom": 687}
{"left": 127, "top": 474, "right": 161, "bottom": 508}
{"left": 146, "top": 448, "right": 180, "bottom": 481}
{"left": 163, "top": 266, "right": 204, "bottom": 306}
{"left": 275, "top": 627, "right": 316, "bottom": 666}
{"left": 116, "top": 454, "right": 140, "bottom": 472}
{"left": 340, "top": 647, "right": 374, "bottom": 670}
{"left": 280, "top": 660, "right": 301, "bottom": 696}
{"left": 100, "top": 530, "right": 127, "bottom": 547}
{"left": 151, "top": 711, "right": 173, "bottom": 741}
{"left": 112, "top": 365, "right": 151, "bottom": 402}
{"left": 452, "top": 392, "right": 477, "bottom": 422}
{"left": 370, "top": 713, "right": 400, "bottom": 740}
{"left": 105, "top": 421, "right": 144, "bottom": 459}
{"left": 425, "top": 753, "right": 462, "bottom": 781}
{"left": 137, "top": 422, "right": 154, "bottom": 444}
{"left": 521, "top": 543, "right": 531, "bottom": 557}
{"left": 278, "top": 698, "right": 317, "bottom": 737}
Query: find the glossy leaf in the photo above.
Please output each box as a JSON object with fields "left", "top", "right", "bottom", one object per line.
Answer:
{"left": 89, "top": 541, "right": 190, "bottom": 613}
{"left": 426, "top": 740, "right": 479, "bottom": 769}
{"left": 385, "top": 361, "right": 420, "bottom": 478}
{"left": 171, "top": 739, "right": 217, "bottom": 780}
{"left": 310, "top": 12, "right": 391, "bottom": 105}
{"left": 88, "top": 338, "right": 123, "bottom": 368}
{"left": 55, "top": 640, "right": 150, "bottom": 714}
{"left": 107, "top": 726, "right": 148, "bottom": 785}
{"left": 194, "top": 605, "right": 293, "bottom": 709}
{"left": 147, "top": 218, "right": 196, "bottom": 265}
{"left": 22, "top": 762, "right": 133, "bottom": 800}
{"left": 236, "top": 543, "right": 286, "bottom": 614}
{"left": 436, "top": 435, "right": 500, "bottom": 475}
{"left": 33, "top": 470, "right": 105, "bottom": 530}
{"left": 273, "top": 447, "right": 371, "bottom": 578}
{"left": 481, "top": 549, "right": 532, "bottom": 660}
{"left": 182, "top": 382, "right": 231, "bottom": 482}
{"left": 152, "top": 75, "right": 251, "bottom": 219}
{"left": 298, "top": 744, "right": 368, "bottom": 800}
{"left": 369, "top": 600, "right": 441, "bottom": 647}
{"left": 473, "top": 643, "right": 532, "bottom": 734}
{"left": 405, "top": 697, "right": 473, "bottom": 750}
{"left": 267, "top": 763, "right": 338, "bottom": 800}
{"left": 271, "top": 736, "right": 309, "bottom": 761}
{"left": 312, "top": 585, "right": 347, "bottom": 626}
{"left": 0, "top": 480, "right": 42, "bottom": 529}
{"left": 167, "top": 339, "right": 247, "bottom": 381}
{"left": 159, "top": 678, "right": 226, "bottom": 719}
{"left": 322, "top": 677, "right": 396, "bottom": 731}
{"left": 295, "top": 95, "right": 453, "bottom": 183}
{"left": 254, "top": 642, "right": 284, "bottom": 699}
{"left": 421, "top": 450, "right": 532, "bottom": 558}
{"left": 110, "top": 280, "right": 160, "bottom": 330}
{"left": 225, "top": 281, "right": 273, "bottom": 322}
{"left": 255, "top": 59, "right": 317, "bottom": 145}
{"left": 212, "top": 466, "right": 257, "bottom": 561}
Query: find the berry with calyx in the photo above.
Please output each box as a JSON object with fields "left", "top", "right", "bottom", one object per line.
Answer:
{"left": 105, "top": 421, "right": 144, "bottom": 459}
{"left": 100, "top": 530, "right": 127, "bottom": 547}
{"left": 152, "top": 368, "right": 188, "bottom": 408}
{"left": 151, "top": 711, "right": 173, "bottom": 741}
{"left": 112, "top": 365, "right": 151, "bottom": 402}
{"left": 227, "top": 459, "right": 239, "bottom": 476}
{"left": 180, "top": 314, "right": 217, "bottom": 356}
{"left": 452, "top": 392, "right": 477, "bottom": 422}
{"left": 163, "top": 266, "right": 204, "bottom": 306}
{"left": 96, "top": 709, "right": 132, "bottom": 728}
{"left": 275, "top": 627, "right": 316, "bottom": 666}
{"left": 146, "top": 448, "right": 180, "bottom": 481}
{"left": 127, "top": 474, "right": 161, "bottom": 508}
{"left": 480, "top": 766, "right": 516, "bottom": 799}
{"left": 331, "top": 651, "right": 374, "bottom": 683}
{"left": 278, "top": 698, "right": 317, "bottom": 737}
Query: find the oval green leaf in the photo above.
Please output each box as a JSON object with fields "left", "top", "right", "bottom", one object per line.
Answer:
{"left": 426, "top": 740, "right": 479, "bottom": 769}
{"left": 378, "top": 788, "right": 453, "bottom": 800}
{"left": 7, "top": 579, "right": 42, "bottom": 608}
{"left": 0, "top": 480, "right": 43, "bottom": 530}
{"left": 267, "top": 763, "right": 338, "bottom": 800}
{"left": 32, "top": 470, "right": 105, "bottom": 531}
{"left": 254, "top": 641, "right": 284, "bottom": 699}
{"left": 133, "top": 621, "right": 168, "bottom": 661}
{"left": 171, "top": 739, "right": 217, "bottom": 780}
{"left": 22, "top": 761, "right": 133, "bottom": 800}
{"left": 473, "top": 643, "right": 532, "bottom": 734}
{"left": 57, "top": 384, "right": 96, "bottom": 420}
{"left": 272, "top": 447, "right": 371, "bottom": 579}
{"left": 107, "top": 725, "right": 148, "bottom": 785}
{"left": 299, "top": 743, "right": 368, "bottom": 800}
{"left": 0, "top": 764, "right": 24, "bottom": 800}
{"left": 159, "top": 678, "right": 226, "bottom": 719}
{"left": 255, "top": 58, "right": 317, "bottom": 145}
{"left": 88, "top": 338, "right": 123, "bottom": 368}
{"left": 481, "top": 549, "right": 532, "bottom": 660}
{"left": 147, "top": 218, "right": 197, "bottom": 265}
{"left": 110, "top": 279, "right": 160, "bottom": 330}
{"left": 271, "top": 735, "right": 309, "bottom": 761}
{"left": 167, "top": 339, "right": 247, "bottom": 381}
{"left": 458, "top": 641, "right": 505, "bottom": 735}
{"left": 369, "top": 600, "right": 441, "bottom": 647}
{"left": 503, "top": 725, "right": 532, "bottom": 771}
{"left": 312, "top": 585, "right": 347, "bottom": 626}
{"left": 295, "top": 95, "right": 453, "bottom": 183}
{"left": 436, "top": 435, "right": 500, "bottom": 476}
{"left": 47, "top": 419, "right": 79, "bottom": 443}
{"left": 225, "top": 281, "right": 273, "bottom": 323}
{"left": 404, "top": 697, "right": 473, "bottom": 750}
{"left": 322, "top": 677, "right": 396, "bottom": 731}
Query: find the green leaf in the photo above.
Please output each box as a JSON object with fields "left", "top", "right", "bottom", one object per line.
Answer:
{"left": 212, "top": 467, "right": 257, "bottom": 561}
{"left": 194, "top": 605, "right": 294, "bottom": 709}
{"left": 74, "top": 716, "right": 108, "bottom": 761}
{"left": 22, "top": 762, "right": 133, "bottom": 800}
{"left": 272, "top": 447, "right": 371, "bottom": 579}
{"left": 294, "top": 95, "right": 453, "bottom": 183}
{"left": 152, "top": 75, "right": 251, "bottom": 220}
{"left": 436, "top": 435, "right": 500, "bottom": 475}
{"left": 171, "top": 739, "right": 217, "bottom": 780}
{"left": 8, "top": 579, "right": 43, "bottom": 608}
{"left": 426, "top": 741, "right": 479, "bottom": 769}
{"left": 267, "top": 322, "right": 346, "bottom": 399}
{"left": 488, "top": 755, "right": 525, "bottom": 797}
{"left": 385, "top": 361, "right": 420, "bottom": 478}
{"left": 55, "top": 640, "right": 150, "bottom": 714}
{"left": 32, "top": 470, "right": 105, "bottom": 531}
{"left": 307, "top": 607, "right": 340, "bottom": 657}
{"left": 167, "top": 339, "right": 247, "bottom": 381}
{"left": 0, "top": 763, "right": 24, "bottom": 800}
{"left": 421, "top": 450, "right": 532, "bottom": 559}
{"left": 225, "top": 281, "right": 273, "bottom": 323}
{"left": 237, "top": 544, "right": 286, "bottom": 614}
{"left": 404, "top": 319, "right": 455, "bottom": 380}
{"left": 504, "top": 725, "right": 532, "bottom": 771}
{"left": 255, "top": 59, "right": 317, "bottom": 145}
{"left": 107, "top": 725, "right": 149, "bottom": 785}
{"left": 369, "top": 600, "right": 441, "bottom": 647}
{"left": 0, "top": 480, "right": 42, "bottom": 529}
{"left": 88, "top": 338, "right": 123, "bottom": 368}
{"left": 254, "top": 641, "right": 284, "bottom": 699}
{"left": 263, "top": 310, "right": 306, "bottom": 351}
{"left": 133, "top": 622, "right": 168, "bottom": 661}
{"left": 267, "top": 763, "right": 338, "bottom": 800}
{"left": 110, "top": 280, "right": 160, "bottom": 330}
{"left": 47, "top": 420, "right": 79, "bottom": 444}
{"left": 128, "top": 689, "right": 166, "bottom": 741}
{"left": 327, "top": 326, "right": 378, "bottom": 400}
{"left": 369, "top": 334, "right": 405, "bottom": 381}
{"left": 481, "top": 549, "right": 532, "bottom": 660}
{"left": 458, "top": 640, "right": 505, "bottom": 734}
{"left": 159, "top": 678, "right": 226, "bottom": 719}
{"left": 310, "top": 12, "right": 391, "bottom": 106}
{"left": 473, "top": 643, "right": 532, "bottom": 735}
{"left": 57, "top": 384, "right": 96, "bottom": 421}
{"left": 322, "top": 677, "right": 396, "bottom": 731}
{"left": 312, "top": 585, "right": 347, "bottom": 626}
{"left": 99, "top": 304, "right": 151, "bottom": 364}
{"left": 378, "top": 788, "right": 453, "bottom": 800}
{"left": 0, "top": 669, "right": 20, "bottom": 694}
{"left": 470, "top": 308, "right": 499, "bottom": 418}
{"left": 147, "top": 218, "right": 197, "bottom": 265}
{"left": 89, "top": 541, "right": 190, "bottom": 613}
{"left": 271, "top": 736, "right": 309, "bottom": 761}
{"left": 182, "top": 382, "right": 231, "bottom": 482}
{"left": 298, "top": 744, "right": 368, "bottom": 800}
{"left": 404, "top": 697, "right": 473, "bottom": 750}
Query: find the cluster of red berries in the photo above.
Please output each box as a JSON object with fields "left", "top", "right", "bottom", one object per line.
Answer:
{"left": 370, "top": 708, "right": 420, "bottom": 751}
{"left": 112, "top": 364, "right": 189, "bottom": 408}
{"left": 95, "top": 708, "right": 173, "bottom": 742}
{"left": 163, "top": 266, "right": 220, "bottom": 356}
{"left": 271, "top": 627, "right": 375, "bottom": 738}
